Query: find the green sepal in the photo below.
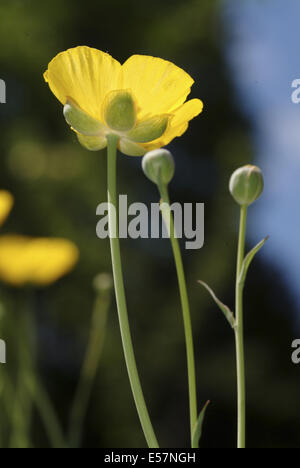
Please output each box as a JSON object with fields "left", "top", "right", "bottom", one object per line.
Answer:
{"left": 128, "top": 115, "right": 169, "bottom": 143}
{"left": 103, "top": 90, "right": 136, "bottom": 132}
{"left": 77, "top": 133, "right": 107, "bottom": 151}
{"left": 119, "top": 138, "right": 146, "bottom": 156}
{"left": 198, "top": 281, "right": 235, "bottom": 328}
{"left": 64, "top": 99, "right": 105, "bottom": 136}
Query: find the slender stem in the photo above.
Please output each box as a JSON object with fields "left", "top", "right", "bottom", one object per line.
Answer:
{"left": 10, "top": 291, "right": 66, "bottom": 448}
{"left": 158, "top": 182, "right": 198, "bottom": 447}
{"left": 26, "top": 375, "right": 67, "bottom": 449}
{"left": 68, "top": 287, "right": 110, "bottom": 448}
{"left": 10, "top": 292, "right": 35, "bottom": 448}
{"left": 0, "top": 373, "right": 15, "bottom": 447}
{"left": 106, "top": 134, "right": 159, "bottom": 448}
{"left": 234, "top": 205, "right": 248, "bottom": 449}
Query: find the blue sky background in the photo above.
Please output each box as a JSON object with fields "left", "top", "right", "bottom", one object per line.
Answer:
{"left": 224, "top": 0, "right": 300, "bottom": 311}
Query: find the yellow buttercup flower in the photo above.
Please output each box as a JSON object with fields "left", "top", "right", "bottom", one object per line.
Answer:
{"left": 0, "top": 191, "right": 14, "bottom": 227}
{"left": 0, "top": 190, "right": 79, "bottom": 287}
{"left": 44, "top": 46, "right": 203, "bottom": 156}
{"left": 0, "top": 235, "right": 79, "bottom": 287}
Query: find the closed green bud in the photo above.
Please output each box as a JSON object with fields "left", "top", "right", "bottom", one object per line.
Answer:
{"left": 93, "top": 273, "right": 113, "bottom": 293}
{"left": 229, "top": 165, "right": 264, "bottom": 206}
{"left": 142, "top": 149, "right": 175, "bottom": 186}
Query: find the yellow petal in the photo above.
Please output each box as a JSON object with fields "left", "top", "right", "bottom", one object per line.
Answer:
{"left": 142, "top": 98, "right": 203, "bottom": 150}
{"left": 44, "top": 46, "right": 121, "bottom": 121}
{"left": 0, "top": 191, "right": 13, "bottom": 227}
{"left": 122, "top": 55, "right": 195, "bottom": 119}
{"left": 0, "top": 236, "right": 29, "bottom": 286}
{"left": 28, "top": 238, "right": 79, "bottom": 286}
{"left": 0, "top": 236, "right": 79, "bottom": 287}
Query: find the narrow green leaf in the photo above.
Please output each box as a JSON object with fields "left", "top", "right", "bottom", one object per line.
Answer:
{"left": 198, "top": 281, "right": 235, "bottom": 328}
{"left": 238, "top": 236, "right": 269, "bottom": 286}
{"left": 192, "top": 401, "right": 210, "bottom": 448}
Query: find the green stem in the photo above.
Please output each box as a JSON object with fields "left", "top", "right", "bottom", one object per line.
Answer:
{"left": 10, "top": 293, "right": 35, "bottom": 448}
{"left": 106, "top": 134, "right": 159, "bottom": 448}
{"left": 68, "top": 287, "right": 110, "bottom": 448}
{"left": 234, "top": 205, "right": 247, "bottom": 449}
{"left": 0, "top": 371, "right": 15, "bottom": 447}
{"left": 26, "top": 375, "right": 67, "bottom": 449}
{"left": 158, "top": 182, "right": 198, "bottom": 447}
{"left": 10, "top": 291, "right": 66, "bottom": 449}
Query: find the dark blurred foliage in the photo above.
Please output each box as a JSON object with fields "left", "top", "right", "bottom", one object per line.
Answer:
{"left": 0, "top": 0, "right": 299, "bottom": 448}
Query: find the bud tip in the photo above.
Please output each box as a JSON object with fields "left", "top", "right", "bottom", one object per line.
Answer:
{"left": 229, "top": 164, "right": 264, "bottom": 206}
{"left": 142, "top": 149, "right": 175, "bottom": 186}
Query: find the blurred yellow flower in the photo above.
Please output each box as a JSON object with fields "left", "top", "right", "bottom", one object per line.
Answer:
{"left": 0, "top": 235, "right": 79, "bottom": 287}
{"left": 44, "top": 46, "right": 203, "bottom": 156}
{"left": 0, "top": 190, "right": 79, "bottom": 287}
{"left": 0, "top": 191, "right": 14, "bottom": 227}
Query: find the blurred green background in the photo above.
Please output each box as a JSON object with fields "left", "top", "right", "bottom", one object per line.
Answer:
{"left": 0, "top": 0, "right": 299, "bottom": 448}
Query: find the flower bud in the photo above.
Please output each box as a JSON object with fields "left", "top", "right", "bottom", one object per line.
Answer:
{"left": 103, "top": 90, "right": 136, "bottom": 132}
{"left": 142, "top": 149, "right": 175, "bottom": 185}
{"left": 93, "top": 273, "right": 113, "bottom": 293}
{"left": 229, "top": 165, "right": 264, "bottom": 206}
